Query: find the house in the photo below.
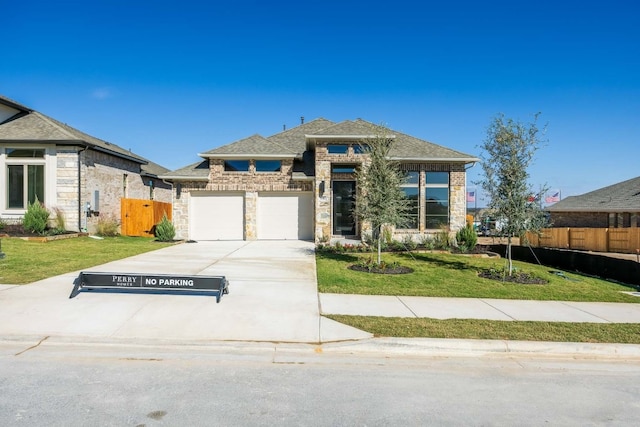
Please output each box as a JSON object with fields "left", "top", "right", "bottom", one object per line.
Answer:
{"left": 546, "top": 176, "right": 640, "bottom": 228}
{"left": 0, "top": 95, "right": 171, "bottom": 233}
{"left": 161, "top": 118, "right": 478, "bottom": 242}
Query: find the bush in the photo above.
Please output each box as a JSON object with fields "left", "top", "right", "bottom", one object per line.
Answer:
{"left": 96, "top": 215, "right": 120, "bottom": 237}
{"left": 155, "top": 214, "right": 176, "bottom": 241}
{"left": 434, "top": 227, "right": 451, "bottom": 250}
{"left": 456, "top": 223, "right": 478, "bottom": 250}
{"left": 0, "top": 217, "right": 6, "bottom": 230}
{"left": 51, "top": 207, "right": 66, "bottom": 234}
{"left": 23, "top": 197, "right": 50, "bottom": 234}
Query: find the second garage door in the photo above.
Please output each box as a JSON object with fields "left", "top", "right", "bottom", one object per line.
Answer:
{"left": 257, "top": 193, "right": 313, "bottom": 240}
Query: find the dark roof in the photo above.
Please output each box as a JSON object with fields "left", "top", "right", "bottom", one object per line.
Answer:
{"left": 160, "top": 160, "right": 210, "bottom": 181}
{"left": 547, "top": 176, "right": 640, "bottom": 213}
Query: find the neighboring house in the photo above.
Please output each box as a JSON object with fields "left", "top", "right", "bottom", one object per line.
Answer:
{"left": 0, "top": 95, "right": 171, "bottom": 233}
{"left": 161, "top": 118, "right": 478, "bottom": 242}
{"left": 546, "top": 176, "right": 640, "bottom": 228}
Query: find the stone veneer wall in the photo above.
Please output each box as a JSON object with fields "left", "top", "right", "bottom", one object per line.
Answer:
{"left": 313, "top": 142, "right": 469, "bottom": 242}
{"left": 171, "top": 159, "right": 313, "bottom": 240}
{"left": 55, "top": 148, "right": 171, "bottom": 233}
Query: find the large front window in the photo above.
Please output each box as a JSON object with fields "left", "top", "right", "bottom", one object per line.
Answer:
{"left": 425, "top": 172, "right": 449, "bottom": 228}
{"left": 399, "top": 171, "right": 419, "bottom": 229}
{"left": 6, "top": 148, "right": 46, "bottom": 209}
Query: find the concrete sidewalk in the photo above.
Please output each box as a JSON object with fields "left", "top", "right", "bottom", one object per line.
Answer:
{"left": 319, "top": 294, "right": 640, "bottom": 323}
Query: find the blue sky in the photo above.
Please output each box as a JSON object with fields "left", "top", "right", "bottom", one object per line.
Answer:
{"left": 3, "top": 0, "right": 639, "bottom": 206}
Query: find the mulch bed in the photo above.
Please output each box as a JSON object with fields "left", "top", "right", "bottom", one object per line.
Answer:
{"left": 0, "top": 223, "right": 75, "bottom": 238}
{"left": 348, "top": 264, "right": 414, "bottom": 274}
{"left": 478, "top": 270, "right": 548, "bottom": 285}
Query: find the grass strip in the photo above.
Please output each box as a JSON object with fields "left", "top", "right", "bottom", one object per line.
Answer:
{"left": 327, "top": 315, "right": 640, "bottom": 344}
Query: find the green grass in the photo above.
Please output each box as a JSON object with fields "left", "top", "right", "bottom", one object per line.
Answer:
{"left": 327, "top": 315, "right": 640, "bottom": 344}
{"left": 0, "top": 236, "right": 173, "bottom": 284}
{"left": 316, "top": 251, "right": 639, "bottom": 303}
{"left": 319, "top": 251, "right": 640, "bottom": 343}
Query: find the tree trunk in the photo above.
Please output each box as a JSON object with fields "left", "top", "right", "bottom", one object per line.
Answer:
{"left": 507, "top": 235, "right": 513, "bottom": 276}
{"left": 377, "top": 226, "right": 382, "bottom": 266}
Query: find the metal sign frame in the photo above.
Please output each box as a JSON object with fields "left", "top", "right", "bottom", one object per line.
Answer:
{"left": 70, "top": 272, "right": 229, "bottom": 302}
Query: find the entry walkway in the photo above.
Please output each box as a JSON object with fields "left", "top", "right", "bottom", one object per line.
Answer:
{"left": 320, "top": 294, "right": 640, "bottom": 323}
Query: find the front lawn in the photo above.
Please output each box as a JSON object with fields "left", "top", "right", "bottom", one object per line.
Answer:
{"left": 0, "top": 236, "right": 173, "bottom": 284}
{"left": 316, "top": 251, "right": 639, "bottom": 303}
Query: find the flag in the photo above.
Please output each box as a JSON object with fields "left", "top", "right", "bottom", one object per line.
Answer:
{"left": 466, "top": 190, "right": 476, "bottom": 203}
{"left": 545, "top": 191, "right": 561, "bottom": 203}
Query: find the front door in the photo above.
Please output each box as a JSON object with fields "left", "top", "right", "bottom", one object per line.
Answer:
{"left": 332, "top": 181, "right": 356, "bottom": 236}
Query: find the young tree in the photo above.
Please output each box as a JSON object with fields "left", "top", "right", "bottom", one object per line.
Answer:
{"left": 477, "top": 114, "right": 549, "bottom": 275}
{"left": 355, "top": 124, "right": 411, "bottom": 265}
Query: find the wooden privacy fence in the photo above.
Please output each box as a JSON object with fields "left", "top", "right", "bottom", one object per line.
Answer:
{"left": 120, "top": 198, "right": 172, "bottom": 237}
{"left": 525, "top": 228, "right": 640, "bottom": 254}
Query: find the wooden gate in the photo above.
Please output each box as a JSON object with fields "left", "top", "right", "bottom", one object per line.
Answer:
{"left": 120, "top": 198, "right": 172, "bottom": 237}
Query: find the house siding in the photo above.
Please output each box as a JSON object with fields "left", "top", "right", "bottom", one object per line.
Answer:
{"left": 54, "top": 148, "right": 171, "bottom": 233}
{"left": 172, "top": 159, "right": 312, "bottom": 240}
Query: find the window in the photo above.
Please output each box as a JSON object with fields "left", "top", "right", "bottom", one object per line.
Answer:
{"left": 332, "top": 164, "right": 356, "bottom": 173}
{"left": 6, "top": 148, "right": 46, "bottom": 209}
{"left": 224, "top": 160, "right": 249, "bottom": 172}
{"left": 327, "top": 145, "right": 348, "bottom": 154}
{"left": 255, "top": 160, "right": 281, "bottom": 172}
{"left": 425, "top": 172, "right": 449, "bottom": 228}
{"left": 399, "top": 172, "right": 420, "bottom": 229}
{"left": 353, "top": 144, "right": 370, "bottom": 154}
{"left": 7, "top": 164, "right": 45, "bottom": 208}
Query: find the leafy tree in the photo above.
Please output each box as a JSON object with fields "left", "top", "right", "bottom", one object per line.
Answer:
{"left": 477, "top": 114, "right": 549, "bottom": 275}
{"left": 354, "top": 124, "right": 411, "bottom": 265}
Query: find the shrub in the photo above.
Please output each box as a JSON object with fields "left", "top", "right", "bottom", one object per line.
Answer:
{"left": 434, "top": 227, "right": 451, "bottom": 250}
{"left": 96, "top": 215, "right": 120, "bottom": 237}
{"left": 23, "top": 197, "right": 50, "bottom": 234}
{"left": 0, "top": 217, "right": 6, "bottom": 230}
{"left": 456, "top": 223, "right": 478, "bottom": 250}
{"left": 401, "top": 234, "right": 418, "bottom": 251}
{"left": 155, "top": 214, "right": 176, "bottom": 241}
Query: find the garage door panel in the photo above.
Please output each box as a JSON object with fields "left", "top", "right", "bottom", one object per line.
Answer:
{"left": 257, "top": 193, "right": 313, "bottom": 240}
{"left": 190, "top": 192, "right": 244, "bottom": 240}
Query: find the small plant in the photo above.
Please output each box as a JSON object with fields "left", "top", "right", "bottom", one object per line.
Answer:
{"left": 420, "top": 234, "right": 435, "bottom": 250}
{"left": 401, "top": 234, "right": 418, "bottom": 251}
{"left": 456, "top": 223, "right": 478, "bottom": 250}
{"left": 155, "top": 214, "right": 176, "bottom": 242}
{"left": 96, "top": 215, "right": 120, "bottom": 237}
{"left": 23, "top": 197, "right": 50, "bottom": 234}
{"left": 434, "top": 227, "right": 451, "bottom": 250}
{"left": 51, "top": 207, "right": 67, "bottom": 234}
{"left": 0, "top": 217, "right": 6, "bottom": 230}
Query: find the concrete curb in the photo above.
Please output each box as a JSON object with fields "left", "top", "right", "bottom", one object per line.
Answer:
{"left": 3, "top": 334, "right": 640, "bottom": 360}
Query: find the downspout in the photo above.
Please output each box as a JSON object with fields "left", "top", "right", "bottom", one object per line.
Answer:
{"left": 77, "top": 146, "right": 88, "bottom": 232}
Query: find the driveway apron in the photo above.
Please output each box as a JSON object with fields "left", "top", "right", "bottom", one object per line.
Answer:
{"left": 0, "top": 241, "right": 370, "bottom": 344}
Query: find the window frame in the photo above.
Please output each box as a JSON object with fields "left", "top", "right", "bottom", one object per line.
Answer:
{"left": 5, "top": 147, "right": 47, "bottom": 210}
{"left": 398, "top": 171, "right": 420, "bottom": 229}
{"left": 223, "top": 160, "right": 250, "bottom": 172}
{"left": 425, "top": 172, "right": 449, "bottom": 229}
{"left": 255, "top": 160, "right": 282, "bottom": 173}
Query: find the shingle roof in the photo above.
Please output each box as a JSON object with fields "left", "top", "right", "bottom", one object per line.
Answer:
{"left": 160, "top": 160, "right": 210, "bottom": 180}
{"left": 0, "top": 105, "right": 148, "bottom": 164}
{"left": 164, "top": 117, "right": 478, "bottom": 178}
{"left": 547, "top": 176, "right": 640, "bottom": 213}
{"left": 200, "top": 134, "right": 297, "bottom": 158}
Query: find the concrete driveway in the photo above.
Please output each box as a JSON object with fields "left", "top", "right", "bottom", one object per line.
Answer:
{"left": 0, "top": 241, "right": 371, "bottom": 344}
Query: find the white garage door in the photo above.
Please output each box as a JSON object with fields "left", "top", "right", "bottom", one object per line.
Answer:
{"left": 257, "top": 193, "right": 313, "bottom": 240}
{"left": 189, "top": 192, "right": 244, "bottom": 240}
